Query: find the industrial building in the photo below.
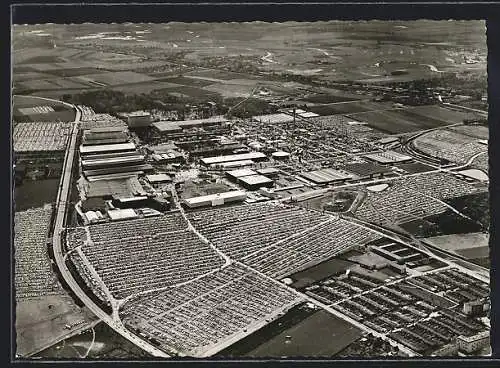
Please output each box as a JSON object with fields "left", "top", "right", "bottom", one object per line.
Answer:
{"left": 107, "top": 208, "right": 139, "bottom": 221}
{"left": 344, "top": 162, "right": 392, "bottom": 179}
{"left": 146, "top": 173, "right": 172, "bottom": 184}
{"left": 82, "top": 127, "right": 129, "bottom": 146}
{"left": 257, "top": 167, "right": 280, "bottom": 178}
{"left": 364, "top": 150, "right": 413, "bottom": 165}
{"left": 201, "top": 152, "right": 267, "bottom": 166}
{"left": 300, "top": 168, "right": 358, "bottom": 185}
{"left": 457, "top": 331, "right": 490, "bottom": 354}
{"left": 182, "top": 190, "right": 246, "bottom": 208}
{"left": 271, "top": 151, "right": 291, "bottom": 161}
{"left": 226, "top": 168, "right": 258, "bottom": 181}
{"left": 152, "top": 116, "right": 228, "bottom": 135}
{"left": 83, "top": 164, "right": 154, "bottom": 181}
{"left": 211, "top": 160, "right": 254, "bottom": 170}
{"left": 79, "top": 142, "right": 137, "bottom": 157}
{"left": 225, "top": 168, "right": 274, "bottom": 190}
{"left": 81, "top": 153, "right": 145, "bottom": 170}
{"left": 118, "top": 111, "right": 152, "bottom": 128}
{"left": 238, "top": 174, "right": 274, "bottom": 190}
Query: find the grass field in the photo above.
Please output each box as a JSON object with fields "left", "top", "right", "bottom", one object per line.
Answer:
{"left": 245, "top": 310, "right": 362, "bottom": 358}
{"left": 76, "top": 71, "right": 155, "bottom": 86}
{"left": 303, "top": 94, "right": 359, "bottom": 104}
{"left": 15, "top": 179, "right": 60, "bottom": 211}
{"left": 307, "top": 101, "right": 390, "bottom": 115}
{"left": 347, "top": 105, "right": 472, "bottom": 134}
{"left": 162, "top": 76, "right": 215, "bottom": 87}
{"left": 16, "top": 295, "right": 95, "bottom": 357}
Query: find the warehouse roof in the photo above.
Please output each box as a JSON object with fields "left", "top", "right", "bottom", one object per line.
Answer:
{"left": 82, "top": 155, "right": 144, "bottom": 168}
{"left": 201, "top": 152, "right": 267, "bottom": 165}
{"left": 146, "top": 173, "right": 172, "bottom": 183}
{"left": 183, "top": 190, "right": 246, "bottom": 206}
{"left": 84, "top": 126, "right": 128, "bottom": 133}
{"left": 364, "top": 150, "right": 412, "bottom": 164}
{"left": 239, "top": 174, "right": 274, "bottom": 186}
{"left": 257, "top": 167, "right": 280, "bottom": 175}
{"left": 80, "top": 142, "right": 136, "bottom": 155}
{"left": 152, "top": 121, "right": 182, "bottom": 132}
{"left": 216, "top": 160, "right": 254, "bottom": 169}
{"left": 226, "top": 168, "right": 258, "bottom": 178}
{"left": 300, "top": 168, "right": 357, "bottom": 184}
{"left": 272, "top": 151, "right": 290, "bottom": 158}
{"left": 153, "top": 116, "right": 227, "bottom": 132}
{"left": 298, "top": 111, "right": 320, "bottom": 118}
{"left": 107, "top": 208, "right": 138, "bottom": 221}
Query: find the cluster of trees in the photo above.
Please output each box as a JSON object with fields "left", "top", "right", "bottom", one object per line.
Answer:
{"left": 224, "top": 97, "right": 278, "bottom": 119}
{"left": 61, "top": 88, "right": 278, "bottom": 120}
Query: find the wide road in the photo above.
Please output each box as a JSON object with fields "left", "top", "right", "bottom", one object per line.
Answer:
{"left": 49, "top": 101, "right": 169, "bottom": 358}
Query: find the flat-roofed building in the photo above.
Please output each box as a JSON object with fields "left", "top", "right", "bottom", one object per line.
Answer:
{"left": 298, "top": 111, "right": 320, "bottom": 118}
{"left": 182, "top": 190, "right": 246, "bottom": 208}
{"left": 345, "top": 162, "right": 391, "bottom": 179}
{"left": 153, "top": 116, "right": 228, "bottom": 135}
{"left": 364, "top": 150, "right": 413, "bottom": 165}
{"left": 457, "top": 331, "right": 490, "bottom": 354}
{"left": 212, "top": 160, "right": 254, "bottom": 170}
{"left": 82, "top": 154, "right": 145, "bottom": 169}
{"left": 80, "top": 142, "right": 136, "bottom": 156}
{"left": 300, "top": 168, "right": 358, "bottom": 185}
{"left": 225, "top": 168, "right": 258, "bottom": 181}
{"left": 83, "top": 164, "right": 154, "bottom": 181}
{"left": 82, "top": 128, "right": 129, "bottom": 146}
{"left": 238, "top": 174, "right": 274, "bottom": 190}
{"left": 124, "top": 111, "right": 152, "bottom": 128}
{"left": 257, "top": 167, "right": 280, "bottom": 178}
{"left": 146, "top": 173, "right": 172, "bottom": 184}
{"left": 107, "top": 208, "right": 138, "bottom": 221}
{"left": 201, "top": 152, "right": 267, "bottom": 166}
{"left": 272, "top": 151, "right": 290, "bottom": 160}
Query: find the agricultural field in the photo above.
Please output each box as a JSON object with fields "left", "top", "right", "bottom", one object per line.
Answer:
{"left": 15, "top": 179, "right": 61, "bottom": 211}
{"left": 347, "top": 105, "right": 474, "bottom": 134}
{"left": 307, "top": 101, "right": 390, "bottom": 116}
{"left": 162, "top": 76, "right": 216, "bottom": 87}
{"left": 75, "top": 71, "right": 155, "bottom": 86}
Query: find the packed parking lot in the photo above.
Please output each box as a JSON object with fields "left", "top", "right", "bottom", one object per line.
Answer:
{"left": 14, "top": 206, "right": 61, "bottom": 300}
{"left": 187, "top": 202, "right": 330, "bottom": 260}
{"left": 14, "top": 121, "right": 71, "bottom": 152}
{"left": 242, "top": 218, "right": 379, "bottom": 278}
{"left": 355, "top": 172, "right": 486, "bottom": 225}
{"left": 67, "top": 214, "right": 226, "bottom": 299}
{"left": 413, "top": 129, "right": 487, "bottom": 165}
{"left": 303, "top": 267, "right": 489, "bottom": 355}
{"left": 120, "top": 262, "right": 303, "bottom": 357}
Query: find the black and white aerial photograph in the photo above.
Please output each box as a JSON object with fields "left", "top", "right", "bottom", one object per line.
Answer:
{"left": 12, "top": 19, "right": 490, "bottom": 360}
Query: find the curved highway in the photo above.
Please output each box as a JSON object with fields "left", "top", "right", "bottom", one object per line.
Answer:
{"left": 49, "top": 101, "right": 169, "bottom": 358}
